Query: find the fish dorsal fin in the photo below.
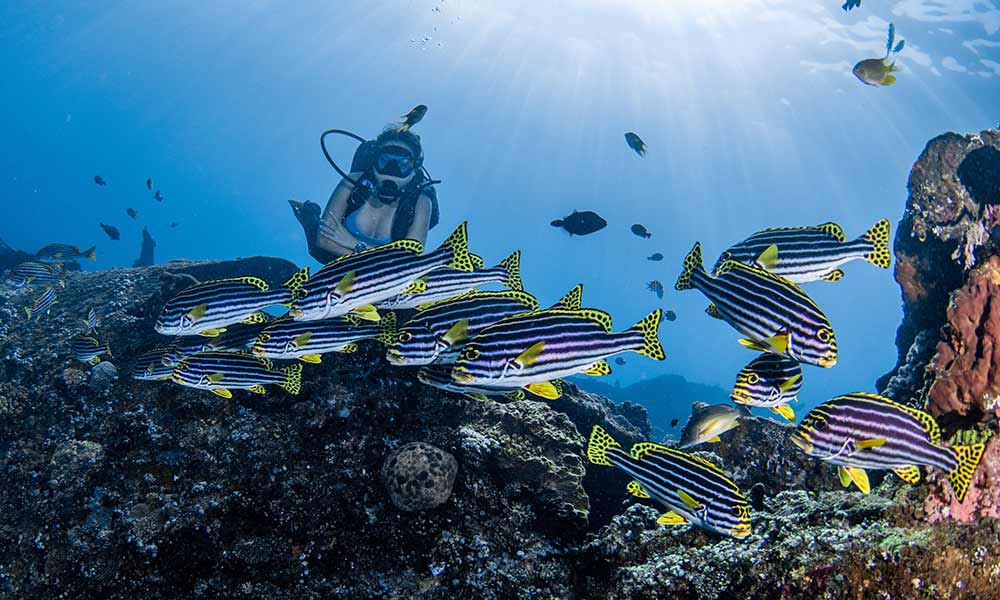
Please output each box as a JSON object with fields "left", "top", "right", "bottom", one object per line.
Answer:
{"left": 514, "top": 341, "right": 546, "bottom": 368}
{"left": 577, "top": 308, "right": 613, "bottom": 332}
{"left": 441, "top": 319, "right": 470, "bottom": 346}
{"left": 551, "top": 284, "right": 583, "bottom": 310}
{"left": 631, "top": 442, "right": 731, "bottom": 479}
{"left": 470, "top": 253, "right": 486, "bottom": 270}
{"left": 382, "top": 239, "right": 424, "bottom": 254}
{"left": 755, "top": 245, "right": 779, "bottom": 271}
{"left": 216, "top": 276, "right": 268, "bottom": 291}
{"left": 816, "top": 222, "right": 847, "bottom": 243}
{"left": 850, "top": 392, "right": 941, "bottom": 443}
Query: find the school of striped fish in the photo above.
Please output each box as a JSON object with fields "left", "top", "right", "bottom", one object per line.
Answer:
{"left": 9, "top": 215, "right": 988, "bottom": 540}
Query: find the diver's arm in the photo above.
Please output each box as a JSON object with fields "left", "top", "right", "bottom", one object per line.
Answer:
{"left": 404, "top": 194, "right": 433, "bottom": 245}
{"left": 317, "top": 175, "right": 365, "bottom": 256}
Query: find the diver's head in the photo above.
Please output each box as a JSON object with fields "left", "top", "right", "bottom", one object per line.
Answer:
{"left": 372, "top": 129, "right": 423, "bottom": 200}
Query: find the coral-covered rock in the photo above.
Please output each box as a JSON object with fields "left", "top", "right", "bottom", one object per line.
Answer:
{"left": 924, "top": 434, "right": 1000, "bottom": 523}
{"left": 381, "top": 442, "right": 458, "bottom": 512}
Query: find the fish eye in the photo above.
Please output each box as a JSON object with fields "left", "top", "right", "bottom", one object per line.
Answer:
{"left": 398, "top": 331, "right": 412, "bottom": 343}
{"left": 813, "top": 419, "right": 828, "bottom": 431}
{"left": 461, "top": 347, "right": 480, "bottom": 361}
{"left": 260, "top": 333, "right": 270, "bottom": 342}
{"left": 747, "top": 373, "right": 759, "bottom": 385}
{"left": 817, "top": 328, "right": 832, "bottom": 343}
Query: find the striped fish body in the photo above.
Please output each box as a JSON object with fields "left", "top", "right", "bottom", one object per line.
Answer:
{"left": 171, "top": 351, "right": 303, "bottom": 398}
{"left": 587, "top": 425, "right": 751, "bottom": 539}
{"left": 731, "top": 354, "right": 802, "bottom": 420}
{"left": 11, "top": 262, "right": 65, "bottom": 286}
{"left": 82, "top": 307, "right": 102, "bottom": 332}
{"left": 676, "top": 242, "right": 837, "bottom": 368}
{"left": 377, "top": 251, "right": 522, "bottom": 310}
{"left": 132, "top": 348, "right": 175, "bottom": 380}
{"left": 291, "top": 222, "right": 473, "bottom": 321}
{"left": 71, "top": 335, "right": 112, "bottom": 365}
{"left": 24, "top": 287, "right": 57, "bottom": 320}
{"left": 417, "top": 364, "right": 531, "bottom": 401}
{"left": 387, "top": 290, "right": 539, "bottom": 366}
{"left": 162, "top": 336, "right": 217, "bottom": 367}
{"left": 155, "top": 267, "right": 308, "bottom": 337}
{"left": 713, "top": 219, "right": 891, "bottom": 284}
{"left": 36, "top": 244, "right": 96, "bottom": 262}
{"left": 791, "top": 393, "right": 986, "bottom": 501}
{"left": 253, "top": 313, "right": 396, "bottom": 362}
{"left": 450, "top": 308, "right": 664, "bottom": 389}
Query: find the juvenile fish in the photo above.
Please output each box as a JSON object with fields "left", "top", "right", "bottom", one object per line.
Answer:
{"left": 631, "top": 224, "right": 651, "bottom": 238}
{"left": 587, "top": 425, "right": 750, "bottom": 539}
{"left": 791, "top": 393, "right": 986, "bottom": 501}
{"left": 450, "top": 306, "right": 664, "bottom": 399}
{"left": 676, "top": 242, "right": 837, "bottom": 367}
{"left": 171, "top": 351, "right": 303, "bottom": 398}
{"left": 146, "top": 178, "right": 153, "bottom": 190}
{"left": 36, "top": 243, "right": 96, "bottom": 262}
{"left": 100, "top": 223, "right": 120, "bottom": 240}
{"left": 132, "top": 347, "right": 176, "bottom": 381}
{"left": 714, "top": 219, "right": 891, "bottom": 284}
{"left": 731, "top": 354, "right": 802, "bottom": 421}
{"left": 399, "top": 104, "right": 428, "bottom": 131}
{"left": 647, "top": 280, "right": 663, "bottom": 299}
{"left": 154, "top": 190, "right": 163, "bottom": 201}
{"left": 24, "top": 286, "right": 57, "bottom": 320}
{"left": 81, "top": 307, "right": 102, "bottom": 333}
{"left": 647, "top": 253, "right": 663, "bottom": 262}
{"left": 155, "top": 268, "right": 309, "bottom": 337}
{"left": 71, "top": 335, "right": 112, "bottom": 365}
{"left": 679, "top": 402, "right": 746, "bottom": 448}
{"left": 253, "top": 313, "right": 396, "bottom": 363}
{"left": 10, "top": 262, "right": 65, "bottom": 287}
{"left": 126, "top": 208, "right": 138, "bottom": 219}
{"left": 378, "top": 250, "right": 523, "bottom": 310}
{"left": 94, "top": 175, "right": 107, "bottom": 186}
{"left": 290, "top": 222, "right": 473, "bottom": 322}
{"left": 386, "top": 290, "right": 539, "bottom": 366}
{"left": 624, "top": 132, "right": 647, "bottom": 157}
{"left": 854, "top": 23, "right": 905, "bottom": 87}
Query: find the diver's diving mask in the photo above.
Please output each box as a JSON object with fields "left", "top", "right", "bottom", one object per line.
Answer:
{"left": 375, "top": 145, "right": 417, "bottom": 178}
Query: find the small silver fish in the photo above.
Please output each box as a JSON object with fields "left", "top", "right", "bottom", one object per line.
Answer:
{"left": 679, "top": 402, "right": 747, "bottom": 448}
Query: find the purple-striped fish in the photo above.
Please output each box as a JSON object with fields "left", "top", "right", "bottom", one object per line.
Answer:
{"left": 790, "top": 393, "right": 985, "bottom": 501}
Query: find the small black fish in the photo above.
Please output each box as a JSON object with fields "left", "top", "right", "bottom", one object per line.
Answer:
{"left": 647, "top": 280, "right": 664, "bottom": 299}
{"left": 154, "top": 190, "right": 163, "bottom": 202}
{"left": 842, "top": 0, "right": 861, "bottom": 10}
{"left": 647, "top": 253, "right": 663, "bottom": 261}
{"left": 99, "top": 223, "right": 120, "bottom": 240}
{"left": 624, "top": 132, "right": 646, "bottom": 157}
{"left": 126, "top": 208, "right": 138, "bottom": 219}
{"left": 551, "top": 210, "right": 607, "bottom": 236}
{"left": 631, "top": 224, "right": 651, "bottom": 238}
{"left": 94, "top": 175, "right": 107, "bottom": 186}
{"left": 664, "top": 310, "right": 677, "bottom": 322}
{"left": 399, "top": 105, "right": 428, "bottom": 132}
{"left": 146, "top": 178, "right": 153, "bottom": 190}
{"left": 670, "top": 418, "right": 679, "bottom": 428}
{"left": 169, "top": 222, "right": 179, "bottom": 228}
{"left": 614, "top": 357, "right": 626, "bottom": 366}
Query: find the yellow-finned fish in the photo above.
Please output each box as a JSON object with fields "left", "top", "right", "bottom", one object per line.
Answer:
{"left": 853, "top": 23, "right": 905, "bottom": 87}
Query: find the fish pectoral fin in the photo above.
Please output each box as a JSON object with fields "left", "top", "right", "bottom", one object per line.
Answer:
{"left": 769, "top": 404, "right": 796, "bottom": 422}
{"left": 187, "top": 303, "right": 209, "bottom": 323}
{"left": 291, "top": 332, "right": 313, "bottom": 348}
{"left": 351, "top": 306, "right": 380, "bottom": 321}
{"left": 582, "top": 360, "right": 611, "bottom": 376}
{"left": 821, "top": 269, "right": 845, "bottom": 282}
{"left": 840, "top": 466, "right": 871, "bottom": 494}
{"left": 198, "top": 328, "right": 226, "bottom": 337}
{"left": 707, "top": 436, "right": 721, "bottom": 443}
{"left": 893, "top": 465, "right": 921, "bottom": 484}
{"left": 854, "top": 437, "right": 887, "bottom": 451}
{"left": 626, "top": 480, "right": 651, "bottom": 499}
{"left": 779, "top": 374, "right": 802, "bottom": 392}
{"left": 525, "top": 381, "right": 560, "bottom": 400}
{"left": 206, "top": 373, "right": 226, "bottom": 383}
{"left": 656, "top": 511, "right": 689, "bottom": 526}
{"left": 334, "top": 271, "right": 357, "bottom": 295}
{"left": 300, "top": 354, "right": 323, "bottom": 363}
{"left": 211, "top": 388, "right": 233, "bottom": 399}
{"left": 755, "top": 245, "right": 779, "bottom": 271}
{"left": 514, "top": 341, "right": 546, "bottom": 368}
{"left": 337, "top": 343, "right": 359, "bottom": 354}
{"left": 677, "top": 490, "right": 704, "bottom": 511}
{"left": 441, "top": 319, "right": 470, "bottom": 346}
{"left": 247, "top": 385, "right": 267, "bottom": 395}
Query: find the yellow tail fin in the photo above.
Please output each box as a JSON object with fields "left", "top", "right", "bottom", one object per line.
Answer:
{"left": 861, "top": 219, "right": 891, "bottom": 269}
{"left": 438, "top": 221, "right": 475, "bottom": 272}
{"left": 948, "top": 443, "right": 986, "bottom": 502}
{"left": 587, "top": 425, "right": 621, "bottom": 466}
{"left": 675, "top": 243, "right": 703, "bottom": 291}
{"left": 497, "top": 251, "right": 523, "bottom": 291}
{"left": 629, "top": 309, "right": 665, "bottom": 360}
{"left": 280, "top": 363, "right": 304, "bottom": 395}
{"left": 84, "top": 245, "right": 97, "bottom": 261}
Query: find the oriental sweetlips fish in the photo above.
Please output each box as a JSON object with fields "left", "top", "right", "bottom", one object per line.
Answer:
{"left": 160, "top": 322, "right": 271, "bottom": 366}
{"left": 290, "top": 222, "right": 474, "bottom": 322}
{"left": 71, "top": 335, "right": 112, "bottom": 365}
{"left": 679, "top": 402, "right": 747, "bottom": 448}
{"left": 730, "top": 354, "right": 802, "bottom": 421}
{"left": 791, "top": 393, "right": 986, "bottom": 501}
{"left": 9, "top": 261, "right": 65, "bottom": 287}
{"left": 417, "top": 364, "right": 563, "bottom": 402}
{"left": 132, "top": 347, "right": 176, "bottom": 381}
{"left": 253, "top": 313, "right": 397, "bottom": 363}
{"left": 713, "top": 219, "right": 891, "bottom": 284}
{"left": 24, "top": 286, "right": 57, "bottom": 320}
{"left": 386, "top": 290, "right": 539, "bottom": 366}
{"left": 36, "top": 243, "right": 96, "bottom": 262}
{"left": 587, "top": 425, "right": 750, "bottom": 539}
{"left": 154, "top": 267, "right": 309, "bottom": 336}
{"left": 171, "top": 351, "right": 303, "bottom": 398}
{"left": 853, "top": 23, "right": 905, "bottom": 87}
{"left": 450, "top": 305, "right": 664, "bottom": 399}
{"left": 676, "top": 242, "right": 837, "bottom": 368}
{"left": 377, "top": 250, "right": 522, "bottom": 310}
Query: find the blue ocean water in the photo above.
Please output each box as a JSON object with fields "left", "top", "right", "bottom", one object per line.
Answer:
{"left": 2, "top": 0, "right": 998, "bottom": 413}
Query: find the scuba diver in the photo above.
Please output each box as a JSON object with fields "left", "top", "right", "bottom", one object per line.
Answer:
{"left": 291, "top": 123, "right": 440, "bottom": 263}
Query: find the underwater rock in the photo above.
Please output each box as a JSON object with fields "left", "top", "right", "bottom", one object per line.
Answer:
{"left": 132, "top": 226, "right": 156, "bottom": 267}
{"left": 87, "top": 360, "right": 118, "bottom": 392}
{"left": 381, "top": 442, "right": 458, "bottom": 512}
